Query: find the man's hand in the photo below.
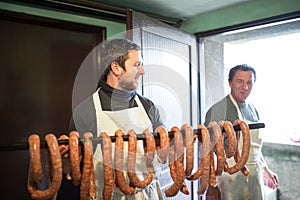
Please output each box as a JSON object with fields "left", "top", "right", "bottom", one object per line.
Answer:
{"left": 58, "top": 135, "right": 72, "bottom": 180}
{"left": 263, "top": 167, "right": 279, "bottom": 189}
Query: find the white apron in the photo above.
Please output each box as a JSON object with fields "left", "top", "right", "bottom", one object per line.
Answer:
{"left": 92, "top": 90, "right": 163, "bottom": 200}
{"left": 217, "top": 95, "right": 265, "bottom": 200}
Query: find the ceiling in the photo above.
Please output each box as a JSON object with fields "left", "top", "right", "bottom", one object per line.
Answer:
{"left": 92, "top": 0, "right": 250, "bottom": 20}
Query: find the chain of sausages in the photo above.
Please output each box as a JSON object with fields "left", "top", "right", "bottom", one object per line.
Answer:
{"left": 175, "top": 125, "right": 193, "bottom": 195}
{"left": 127, "top": 129, "right": 154, "bottom": 189}
{"left": 100, "top": 132, "right": 114, "bottom": 200}
{"left": 208, "top": 121, "right": 226, "bottom": 176}
{"left": 164, "top": 126, "right": 188, "bottom": 197}
{"left": 143, "top": 129, "right": 156, "bottom": 174}
{"left": 27, "top": 120, "right": 251, "bottom": 198}
{"left": 28, "top": 134, "right": 43, "bottom": 192}
{"left": 182, "top": 124, "right": 194, "bottom": 177}
{"left": 196, "top": 124, "right": 211, "bottom": 195}
{"left": 219, "top": 120, "right": 237, "bottom": 158}
{"left": 114, "top": 129, "right": 135, "bottom": 195}
{"left": 224, "top": 119, "right": 251, "bottom": 175}
{"left": 80, "top": 132, "right": 96, "bottom": 200}
{"left": 184, "top": 121, "right": 250, "bottom": 195}
{"left": 28, "top": 133, "right": 62, "bottom": 200}
{"left": 69, "top": 131, "right": 81, "bottom": 186}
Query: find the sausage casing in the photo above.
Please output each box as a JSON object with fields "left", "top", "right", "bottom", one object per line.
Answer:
{"left": 168, "top": 126, "right": 189, "bottom": 195}
{"left": 225, "top": 120, "right": 251, "bottom": 174}
{"left": 28, "top": 134, "right": 43, "bottom": 187}
{"left": 165, "top": 128, "right": 185, "bottom": 197}
{"left": 168, "top": 127, "right": 177, "bottom": 181}
{"left": 197, "top": 124, "right": 211, "bottom": 195}
{"left": 30, "top": 133, "right": 62, "bottom": 200}
{"left": 208, "top": 121, "right": 226, "bottom": 175}
{"left": 114, "top": 129, "right": 135, "bottom": 195}
{"left": 181, "top": 124, "right": 194, "bottom": 176}
{"left": 209, "top": 150, "right": 217, "bottom": 187}
{"left": 101, "top": 132, "right": 114, "bottom": 200}
{"left": 143, "top": 129, "right": 156, "bottom": 173}
{"left": 155, "top": 126, "right": 169, "bottom": 164}
{"left": 69, "top": 131, "right": 81, "bottom": 186}
{"left": 80, "top": 132, "right": 95, "bottom": 200}
{"left": 219, "top": 121, "right": 237, "bottom": 158}
{"left": 127, "top": 129, "right": 154, "bottom": 189}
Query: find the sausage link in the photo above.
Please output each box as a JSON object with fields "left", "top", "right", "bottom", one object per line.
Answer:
{"left": 186, "top": 161, "right": 202, "bottom": 181}
{"left": 180, "top": 182, "right": 190, "bottom": 195}
{"left": 114, "top": 129, "right": 135, "bottom": 195}
{"left": 175, "top": 127, "right": 189, "bottom": 195}
{"left": 27, "top": 134, "right": 42, "bottom": 195}
{"left": 101, "top": 132, "right": 114, "bottom": 200}
{"left": 143, "top": 129, "right": 156, "bottom": 173}
{"left": 69, "top": 131, "right": 81, "bottom": 186}
{"left": 233, "top": 134, "right": 250, "bottom": 180}
{"left": 58, "top": 135, "right": 72, "bottom": 181}
{"left": 30, "top": 133, "right": 62, "bottom": 200}
{"left": 232, "top": 131, "right": 250, "bottom": 181}
{"left": 89, "top": 161, "right": 97, "bottom": 199}
{"left": 208, "top": 121, "right": 226, "bottom": 175}
{"left": 28, "top": 134, "right": 43, "bottom": 188}
{"left": 80, "top": 132, "right": 95, "bottom": 200}
{"left": 209, "top": 150, "right": 217, "bottom": 187}
{"left": 186, "top": 124, "right": 210, "bottom": 183}
{"left": 155, "top": 126, "right": 169, "bottom": 164}
{"left": 168, "top": 133, "right": 176, "bottom": 181}
{"left": 43, "top": 146, "right": 52, "bottom": 188}
{"left": 168, "top": 126, "right": 189, "bottom": 195}
{"left": 197, "top": 124, "right": 211, "bottom": 195}
{"left": 27, "top": 163, "right": 36, "bottom": 195}
{"left": 219, "top": 121, "right": 237, "bottom": 158}
{"left": 225, "top": 120, "right": 251, "bottom": 174}
{"left": 165, "top": 128, "right": 185, "bottom": 197}
{"left": 241, "top": 166, "right": 250, "bottom": 181}
{"left": 224, "top": 160, "right": 229, "bottom": 172}
{"left": 234, "top": 120, "right": 251, "bottom": 168}
{"left": 181, "top": 124, "right": 194, "bottom": 176}
{"left": 127, "top": 129, "right": 154, "bottom": 189}
{"left": 169, "top": 141, "right": 190, "bottom": 195}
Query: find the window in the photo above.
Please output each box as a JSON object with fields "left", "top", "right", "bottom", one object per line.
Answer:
{"left": 198, "top": 16, "right": 300, "bottom": 145}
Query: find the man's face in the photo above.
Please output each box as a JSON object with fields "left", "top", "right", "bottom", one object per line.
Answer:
{"left": 118, "top": 50, "right": 144, "bottom": 91}
{"left": 229, "top": 70, "right": 254, "bottom": 103}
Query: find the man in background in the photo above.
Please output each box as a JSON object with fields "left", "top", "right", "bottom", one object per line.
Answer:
{"left": 204, "top": 64, "right": 278, "bottom": 200}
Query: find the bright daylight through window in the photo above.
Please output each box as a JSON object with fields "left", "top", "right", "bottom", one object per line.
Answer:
{"left": 200, "top": 17, "right": 300, "bottom": 145}
{"left": 224, "top": 32, "right": 300, "bottom": 144}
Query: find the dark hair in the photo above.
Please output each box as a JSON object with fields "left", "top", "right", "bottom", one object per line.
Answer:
{"left": 100, "top": 39, "right": 141, "bottom": 81}
{"left": 228, "top": 64, "right": 256, "bottom": 82}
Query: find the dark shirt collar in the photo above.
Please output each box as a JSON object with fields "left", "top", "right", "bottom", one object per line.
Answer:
{"left": 98, "top": 80, "right": 136, "bottom": 102}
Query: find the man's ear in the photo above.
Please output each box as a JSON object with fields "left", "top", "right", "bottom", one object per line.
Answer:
{"left": 110, "top": 61, "right": 121, "bottom": 76}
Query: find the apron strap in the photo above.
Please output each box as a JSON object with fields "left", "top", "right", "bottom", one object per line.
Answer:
{"left": 229, "top": 94, "right": 242, "bottom": 120}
